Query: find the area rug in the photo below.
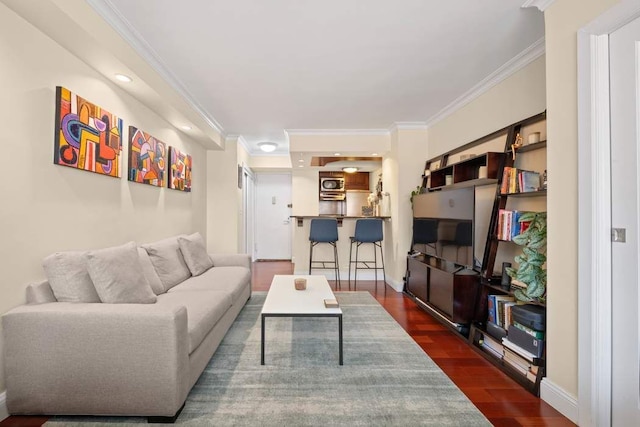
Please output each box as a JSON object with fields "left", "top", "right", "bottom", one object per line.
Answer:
{"left": 46, "top": 292, "right": 490, "bottom": 426}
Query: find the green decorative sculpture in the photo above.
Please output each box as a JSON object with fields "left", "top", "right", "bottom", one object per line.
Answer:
{"left": 505, "top": 211, "right": 547, "bottom": 303}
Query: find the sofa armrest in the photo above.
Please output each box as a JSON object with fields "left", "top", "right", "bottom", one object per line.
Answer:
{"left": 209, "top": 253, "right": 251, "bottom": 269}
{"left": 2, "top": 302, "right": 190, "bottom": 416}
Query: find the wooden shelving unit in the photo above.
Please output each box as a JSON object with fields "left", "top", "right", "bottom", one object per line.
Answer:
{"left": 407, "top": 111, "right": 548, "bottom": 396}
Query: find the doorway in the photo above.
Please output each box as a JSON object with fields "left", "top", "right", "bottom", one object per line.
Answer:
{"left": 578, "top": 3, "right": 640, "bottom": 426}
{"left": 254, "top": 173, "right": 292, "bottom": 260}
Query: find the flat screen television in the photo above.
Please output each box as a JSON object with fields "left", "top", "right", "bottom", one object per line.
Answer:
{"left": 412, "top": 186, "right": 486, "bottom": 270}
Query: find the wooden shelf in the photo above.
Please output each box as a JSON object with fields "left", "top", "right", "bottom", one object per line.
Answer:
{"left": 428, "top": 152, "right": 505, "bottom": 189}
{"left": 515, "top": 140, "right": 546, "bottom": 154}
{"left": 499, "top": 189, "right": 547, "bottom": 198}
{"left": 430, "top": 178, "right": 498, "bottom": 191}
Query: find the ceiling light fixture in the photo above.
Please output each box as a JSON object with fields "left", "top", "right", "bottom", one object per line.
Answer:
{"left": 372, "top": 152, "right": 379, "bottom": 156}
{"left": 334, "top": 152, "right": 341, "bottom": 156}
{"left": 342, "top": 167, "right": 359, "bottom": 173}
{"left": 258, "top": 142, "right": 277, "bottom": 153}
{"left": 298, "top": 159, "right": 304, "bottom": 162}
{"left": 181, "top": 125, "right": 192, "bottom": 131}
{"left": 114, "top": 74, "right": 132, "bottom": 83}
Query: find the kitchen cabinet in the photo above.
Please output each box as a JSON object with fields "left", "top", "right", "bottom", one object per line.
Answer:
{"left": 344, "top": 172, "right": 369, "bottom": 190}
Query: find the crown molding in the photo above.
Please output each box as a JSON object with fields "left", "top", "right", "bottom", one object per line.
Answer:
{"left": 389, "top": 122, "right": 428, "bottom": 132}
{"left": 426, "top": 37, "right": 545, "bottom": 127}
{"left": 86, "top": 0, "right": 225, "bottom": 137}
{"left": 285, "top": 129, "right": 390, "bottom": 137}
{"left": 521, "top": 0, "right": 557, "bottom": 12}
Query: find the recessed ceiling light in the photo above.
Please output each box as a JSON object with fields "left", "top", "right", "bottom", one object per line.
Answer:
{"left": 334, "top": 152, "right": 341, "bottom": 156}
{"left": 181, "top": 125, "right": 192, "bottom": 131}
{"left": 298, "top": 159, "right": 304, "bottom": 162}
{"left": 298, "top": 165, "right": 304, "bottom": 168}
{"left": 372, "top": 153, "right": 379, "bottom": 156}
{"left": 342, "top": 167, "right": 359, "bottom": 173}
{"left": 258, "top": 142, "right": 277, "bottom": 153}
{"left": 114, "top": 74, "right": 132, "bottom": 83}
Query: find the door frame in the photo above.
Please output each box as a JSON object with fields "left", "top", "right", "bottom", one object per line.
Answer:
{"left": 577, "top": 2, "right": 640, "bottom": 426}
{"left": 241, "top": 164, "right": 255, "bottom": 260}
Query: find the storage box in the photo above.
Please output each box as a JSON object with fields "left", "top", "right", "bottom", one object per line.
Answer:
{"left": 511, "top": 304, "right": 545, "bottom": 331}
{"left": 508, "top": 325, "right": 544, "bottom": 358}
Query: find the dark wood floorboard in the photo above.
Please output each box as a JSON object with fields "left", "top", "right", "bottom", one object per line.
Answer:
{"left": 1, "top": 261, "right": 575, "bottom": 426}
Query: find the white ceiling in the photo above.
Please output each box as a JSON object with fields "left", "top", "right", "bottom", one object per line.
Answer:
{"left": 90, "top": 0, "right": 544, "bottom": 155}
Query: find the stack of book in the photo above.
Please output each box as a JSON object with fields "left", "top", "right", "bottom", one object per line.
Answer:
{"left": 500, "top": 167, "right": 541, "bottom": 194}
{"left": 501, "top": 321, "right": 545, "bottom": 383}
{"left": 480, "top": 333, "right": 504, "bottom": 359}
{"left": 496, "top": 209, "right": 532, "bottom": 241}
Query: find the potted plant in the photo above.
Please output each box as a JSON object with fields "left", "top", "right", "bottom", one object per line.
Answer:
{"left": 505, "top": 211, "right": 547, "bottom": 302}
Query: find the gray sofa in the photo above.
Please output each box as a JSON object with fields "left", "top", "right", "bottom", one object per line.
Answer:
{"left": 2, "top": 234, "right": 251, "bottom": 421}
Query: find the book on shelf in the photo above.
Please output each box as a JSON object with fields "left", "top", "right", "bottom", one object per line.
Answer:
{"left": 512, "top": 321, "right": 545, "bottom": 339}
{"left": 502, "top": 337, "right": 543, "bottom": 365}
{"left": 496, "top": 210, "right": 532, "bottom": 241}
{"left": 500, "top": 167, "right": 541, "bottom": 194}
{"left": 503, "top": 348, "right": 540, "bottom": 381}
{"left": 479, "top": 331, "right": 504, "bottom": 360}
{"left": 495, "top": 295, "right": 515, "bottom": 327}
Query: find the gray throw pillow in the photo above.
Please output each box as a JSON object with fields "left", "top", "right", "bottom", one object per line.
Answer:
{"left": 137, "top": 247, "right": 165, "bottom": 295}
{"left": 86, "top": 242, "right": 157, "bottom": 304}
{"left": 42, "top": 251, "right": 100, "bottom": 303}
{"left": 142, "top": 236, "right": 192, "bottom": 292}
{"left": 178, "top": 232, "right": 214, "bottom": 276}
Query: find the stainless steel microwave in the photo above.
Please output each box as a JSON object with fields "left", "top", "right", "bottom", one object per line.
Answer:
{"left": 320, "top": 177, "right": 345, "bottom": 191}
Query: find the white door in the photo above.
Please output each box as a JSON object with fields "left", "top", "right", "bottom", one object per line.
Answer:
{"left": 255, "top": 173, "right": 292, "bottom": 260}
{"left": 610, "top": 16, "right": 640, "bottom": 425}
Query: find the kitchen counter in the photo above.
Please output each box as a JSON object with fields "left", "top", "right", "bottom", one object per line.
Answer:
{"left": 290, "top": 215, "right": 391, "bottom": 227}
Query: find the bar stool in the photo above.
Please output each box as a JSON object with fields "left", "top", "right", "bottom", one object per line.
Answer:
{"left": 348, "top": 218, "right": 386, "bottom": 294}
{"left": 309, "top": 218, "right": 341, "bottom": 289}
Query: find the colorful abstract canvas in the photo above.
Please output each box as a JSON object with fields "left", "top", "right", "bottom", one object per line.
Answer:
{"left": 168, "top": 147, "right": 192, "bottom": 192}
{"left": 128, "top": 126, "right": 166, "bottom": 186}
{"left": 54, "top": 87, "right": 122, "bottom": 178}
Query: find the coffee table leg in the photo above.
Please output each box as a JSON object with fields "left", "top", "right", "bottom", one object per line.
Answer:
{"left": 261, "top": 314, "right": 265, "bottom": 365}
{"left": 338, "top": 314, "right": 343, "bottom": 365}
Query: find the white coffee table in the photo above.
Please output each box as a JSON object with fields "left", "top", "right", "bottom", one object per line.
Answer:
{"left": 261, "top": 275, "right": 343, "bottom": 365}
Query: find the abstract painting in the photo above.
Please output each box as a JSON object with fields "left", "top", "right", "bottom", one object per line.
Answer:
{"left": 168, "top": 147, "right": 192, "bottom": 192}
{"left": 54, "top": 86, "right": 122, "bottom": 178}
{"left": 128, "top": 126, "right": 166, "bottom": 186}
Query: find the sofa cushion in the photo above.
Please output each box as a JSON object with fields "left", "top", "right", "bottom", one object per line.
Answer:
{"left": 155, "top": 290, "right": 233, "bottom": 353}
{"left": 42, "top": 251, "right": 100, "bottom": 303}
{"left": 87, "top": 242, "right": 157, "bottom": 304}
{"left": 142, "top": 236, "right": 191, "bottom": 292}
{"left": 178, "top": 233, "right": 214, "bottom": 276}
{"left": 137, "top": 247, "right": 165, "bottom": 295}
{"left": 168, "top": 266, "right": 250, "bottom": 304}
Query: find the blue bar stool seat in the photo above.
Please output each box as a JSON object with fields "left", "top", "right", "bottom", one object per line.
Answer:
{"left": 348, "top": 219, "right": 386, "bottom": 294}
{"left": 309, "top": 218, "right": 341, "bottom": 289}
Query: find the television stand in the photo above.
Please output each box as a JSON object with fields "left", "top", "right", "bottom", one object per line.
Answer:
{"left": 404, "top": 254, "right": 480, "bottom": 334}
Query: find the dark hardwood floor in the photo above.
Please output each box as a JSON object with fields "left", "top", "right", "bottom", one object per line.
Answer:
{"left": 1, "top": 261, "right": 574, "bottom": 426}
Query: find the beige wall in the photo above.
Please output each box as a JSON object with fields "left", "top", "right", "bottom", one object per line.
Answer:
{"left": 544, "top": 0, "right": 620, "bottom": 400}
{"left": 428, "top": 56, "right": 547, "bottom": 157}
{"left": 206, "top": 139, "right": 242, "bottom": 253}
{"left": 0, "top": 4, "right": 207, "bottom": 392}
{"left": 385, "top": 127, "right": 429, "bottom": 289}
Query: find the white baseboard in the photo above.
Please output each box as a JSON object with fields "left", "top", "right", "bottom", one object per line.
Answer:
{"left": 540, "top": 378, "right": 578, "bottom": 424}
{"left": 0, "top": 390, "right": 8, "bottom": 422}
